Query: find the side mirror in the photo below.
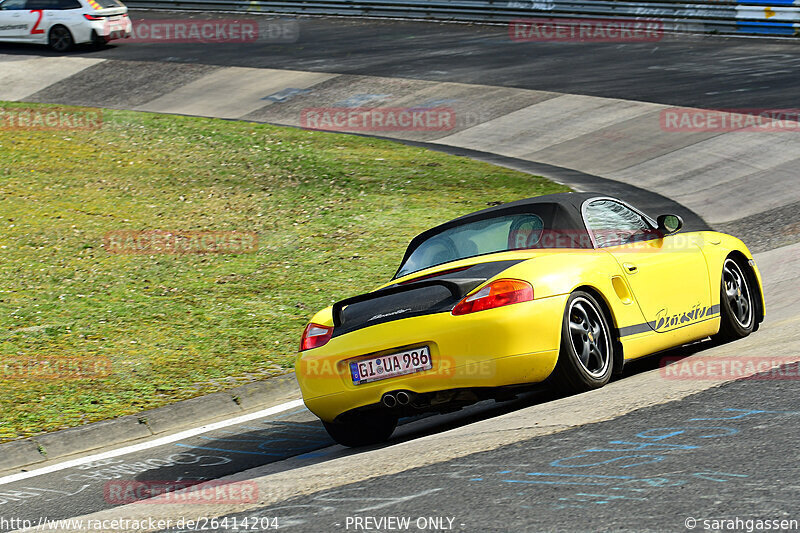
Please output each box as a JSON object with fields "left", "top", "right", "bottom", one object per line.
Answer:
{"left": 657, "top": 214, "right": 683, "bottom": 235}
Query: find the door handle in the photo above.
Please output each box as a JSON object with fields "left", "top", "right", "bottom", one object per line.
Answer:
{"left": 623, "top": 262, "right": 638, "bottom": 274}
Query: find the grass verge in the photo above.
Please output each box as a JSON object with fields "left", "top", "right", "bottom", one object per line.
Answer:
{"left": 0, "top": 102, "right": 569, "bottom": 441}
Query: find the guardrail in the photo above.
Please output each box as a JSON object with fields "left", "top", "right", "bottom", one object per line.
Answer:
{"left": 123, "top": 0, "right": 800, "bottom": 36}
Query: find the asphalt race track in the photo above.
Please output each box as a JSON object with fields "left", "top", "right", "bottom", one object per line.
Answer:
{"left": 167, "top": 375, "right": 800, "bottom": 533}
{"left": 0, "top": 390, "right": 561, "bottom": 529}
{"left": 4, "top": 12, "right": 800, "bottom": 109}
{"left": 1, "top": 11, "right": 800, "bottom": 533}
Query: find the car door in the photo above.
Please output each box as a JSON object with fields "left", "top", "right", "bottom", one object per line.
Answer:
{"left": 583, "top": 198, "right": 713, "bottom": 335}
{"left": 23, "top": 0, "right": 60, "bottom": 42}
{"left": 0, "top": 0, "right": 30, "bottom": 40}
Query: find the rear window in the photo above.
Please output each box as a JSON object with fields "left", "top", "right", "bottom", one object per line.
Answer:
{"left": 396, "top": 214, "right": 544, "bottom": 278}
{"left": 94, "top": 0, "right": 123, "bottom": 7}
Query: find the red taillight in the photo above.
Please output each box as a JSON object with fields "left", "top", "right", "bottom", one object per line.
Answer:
{"left": 451, "top": 279, "right": 533, "bottom": 316}
{"left": 84, "top": 14, "right": 102, "bottom": 20}
{"left": 300, "top": 323, "right": 333, "bottom": 351}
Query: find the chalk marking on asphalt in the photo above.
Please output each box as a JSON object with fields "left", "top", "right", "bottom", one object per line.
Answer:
{"left": 526, "top": 473, "right": 635, "bottom": 479}
{"left": 173, "top": 444, "right": 291, "bottom": 456}
{"left": 501, "top": 479, "right": 612, "bottom": 485}
{"left": 0, "top": 398, "right": 305, "bottom": 486}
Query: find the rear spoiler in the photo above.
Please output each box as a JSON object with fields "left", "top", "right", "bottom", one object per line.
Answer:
{"left": 331, "top": 278, "right": 484, "bottom": 327}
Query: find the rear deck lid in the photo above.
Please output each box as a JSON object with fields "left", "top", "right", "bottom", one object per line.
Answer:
{"left": 331, "top": 259, "right": 523, "bottom": 337}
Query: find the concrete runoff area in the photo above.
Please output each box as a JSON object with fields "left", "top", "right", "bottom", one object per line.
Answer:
{"left": 136, "top": 68, "right": 339, "bottom": 119}
{"left": 21, "top": 60, "right": 221, "bottom": 109}
{"left": 0, "top": 56, "right": 103, "bottom": 102}
{"left": 246, "top": 80, "right": 561, "bottom": 142}
{"left": 510, "top": 110, "right": 727, "bottom": 179}
{"left": 436, "top": 94, "right": 660, "bottom": 159}
{"left": 6, "top": 54, "right": 797, "bottom": 247}
{"left": 611, "top": 131, "right": 800, "bottom": 223}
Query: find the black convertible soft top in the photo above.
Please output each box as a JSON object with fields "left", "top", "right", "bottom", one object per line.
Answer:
{"left": 395, "top": 192, "right": 600, "bottom": 273}
{"left": 336, "top": 193, "right": 604, "bottom": 335}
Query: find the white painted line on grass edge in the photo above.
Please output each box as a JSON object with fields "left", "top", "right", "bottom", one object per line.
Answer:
{"left": 0, "top": 398, "right": 306, "bottom": 486}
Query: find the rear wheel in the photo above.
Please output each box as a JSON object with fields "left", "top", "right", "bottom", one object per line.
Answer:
{"left": 48, "top": 26, "right": 74, "bottom": 52}
{"left": 714, "top": 257, "right": 755, "bottom": 342}
{"left": 551, "top": 291, "right": 614, "bottom": 393}
{"left": 91, "top": 30, "right": 108, "bottom": 47}
{"left": 322, "top": 412, "right": 397, "bottom": 447}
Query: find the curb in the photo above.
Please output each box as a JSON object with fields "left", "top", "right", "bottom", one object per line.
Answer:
{"left": 0, "top": 373, "right": 300, "bottom": 474}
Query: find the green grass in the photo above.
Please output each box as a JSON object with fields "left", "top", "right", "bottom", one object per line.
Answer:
{"left": 0, "top": 102, "right": 569, "bottom": 441}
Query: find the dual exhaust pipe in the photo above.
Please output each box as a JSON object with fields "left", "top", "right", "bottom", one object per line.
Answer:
{"left": 382, "top": 390, "right": 413, "bottom": 408}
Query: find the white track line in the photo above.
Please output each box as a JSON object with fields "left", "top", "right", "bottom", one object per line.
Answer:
{"left": 0, "top": 399, "right": 305, "bottom": 486}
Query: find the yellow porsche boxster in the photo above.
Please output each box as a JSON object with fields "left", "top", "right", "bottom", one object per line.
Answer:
{"left": 296, "top": 192, "right": 765, "bottom": 446}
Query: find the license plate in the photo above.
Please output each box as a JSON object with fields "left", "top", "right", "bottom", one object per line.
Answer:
{"left": 350, "top": 346, "right": 432, "bottom": 385}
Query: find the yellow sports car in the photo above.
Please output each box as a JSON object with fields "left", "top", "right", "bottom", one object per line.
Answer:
{"left": 296, "top": 192, "right": 764, "bottom": 446}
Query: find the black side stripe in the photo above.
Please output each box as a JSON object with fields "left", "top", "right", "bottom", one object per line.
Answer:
{"left": 617, "top": 323, "right": 652, "bottom": 337}
{"left": 618, "top": 304, "right": 721, "bottom": 338}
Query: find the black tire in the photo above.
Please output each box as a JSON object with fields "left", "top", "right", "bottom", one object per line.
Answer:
{"left": 550, "top": 291, "right": 615, "bottom": 393}
{"left": 48, "top": 26, "right": 74, "bottom": 52}
{"left": 322, "top": 412, "right": 397, "bottom": 447}
{"left": 91, "top": 30, "right": 108, "bottom": 47}
{"left": 713, "top": 257, "right": 756, "bottom": 343}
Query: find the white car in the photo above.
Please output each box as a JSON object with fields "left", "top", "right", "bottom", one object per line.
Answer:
{"left": 0, "top": 0, "right": 131, "bottom": 51}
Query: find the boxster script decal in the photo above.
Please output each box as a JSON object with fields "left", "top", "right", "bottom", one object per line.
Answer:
{"left": 653, "top": 303, "right": 716, "bottom": 331}
{"left": 619, "top": 303, "right": 720, "bottom": 337}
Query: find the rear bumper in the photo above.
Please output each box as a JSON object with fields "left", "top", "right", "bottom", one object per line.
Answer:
{"left": 304, "top": 348, "right": 559, "bottom": 421}
{"left": 86, "top": 18, "right": 132, "bottom": 42}
{"left": 296, "top": 294, "right": 567, "bottom": 422}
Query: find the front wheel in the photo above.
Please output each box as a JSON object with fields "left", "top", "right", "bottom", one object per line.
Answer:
{"left": 713, "top": 257, "right": 756, "bottom": 343}
{"left": 48, "top": 26, "right": 74, "bottom": 52}
{"left": 323, "top": 412, "right": 398, "bottom": 447}
{"left": 550, "top": 291, "right": 614, "bottom": 393}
